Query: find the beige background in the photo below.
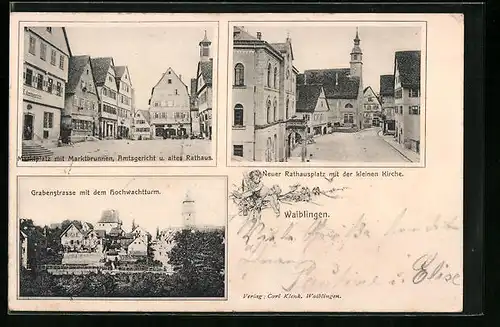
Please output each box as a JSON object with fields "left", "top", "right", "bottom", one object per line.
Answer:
{"left": 9, "top": 13, "right": 464, "bottom": 312}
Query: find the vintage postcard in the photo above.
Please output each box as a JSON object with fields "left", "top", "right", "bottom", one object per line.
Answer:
{"left": 228, "top": 21, "right": 426, "bottom": 167}
{"left": 9, "top": 13, "right": 465, "bottom": 313}
{"left": 13, "top": 19, "right": 218, "bottom": 167}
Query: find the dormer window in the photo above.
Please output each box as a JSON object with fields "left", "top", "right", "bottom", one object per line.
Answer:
{"left": 46, "top": 27, "right": 52, "bottom": 33}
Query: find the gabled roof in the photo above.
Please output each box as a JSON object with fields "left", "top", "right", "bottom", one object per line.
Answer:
{"left": 363, "top": 86, "right": 382, "bottom": 106}
{"left": 98, "top": 209, "right": 120, "bottom": 223}
{"left": 66, "top": 55, "right": 91, "bottom": 94}
{"left": 302, "top": 68, "right": 360, "bottom": 99}
{"left": 138, "top": 110, "right": 151, "bottom": 124}
{"left": 90, "top": 57, "right": 114, "bottom": 86}
{"left": 60, "top": 222, "right": 84, "bottom": 238}
{"left": 198, "top": 60, "right": 213, "bottom": 86}
{"left": 109, "top": 226, "right": 124, "bottom": 236}
{"left": 394, "top": 51, "right": 421, "bottom": 88}
{"left": 296, "top": 85, "right": 324, "bottom": 113}
{"left": 151, "top": 67, "right": 189, "bottom": 93}
{"left": 114, "top": 66, "right": 126, "bottom": 79}
{"left": 380, "top": 74, "right": 395, "bottom": 96}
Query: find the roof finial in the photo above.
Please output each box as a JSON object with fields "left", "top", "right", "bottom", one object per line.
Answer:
{"left": 356, "top": 27, "right": 359, "bottom": 39}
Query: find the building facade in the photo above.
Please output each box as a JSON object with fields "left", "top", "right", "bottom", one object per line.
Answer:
{"left": 91, "top": 57, "right": 119, "bottom": 139}
{"left": 131, "top": 109, "right": 152, "bottom": 140}
{"left": 394, "top": 50, "right": 421, "bottom": 153}
{"left": 114, "top": 66, "right": 133, "bottom": 139}
{"left": 195, "top": 31, "right": 214, "bottom": 140}
{"left": 149, "top": 68, "right": 191, "bottom": 139}
{"left": 379, "top": 74, "right": 396, "bottom": 134}
{"left": 22, "top": 27, "right": 71, "bottom": 147}
{"left": 189, "top": 78, "right": 201, "bottom": 136}
{"left": 96, "top": 209, "right": 122, "bottom": 233}
{"left": 231, "top": 26, "right": 298, "bottom": 162}
{"left": 362, "top": 86, "right": 382, "bottom": 128}
{"left": 295, "top": 85, "right": 330, "bottom": 136}
{"left": 62, "top": 55, "right": 100, "bottom": 143}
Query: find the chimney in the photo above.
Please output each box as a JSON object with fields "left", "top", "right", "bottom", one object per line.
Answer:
{"left": 257, "top": 32, "right": 262, "bottom": 40}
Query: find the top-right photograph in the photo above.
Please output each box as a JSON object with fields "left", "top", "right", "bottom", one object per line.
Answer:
{"left": 229, "top": 23, "right": 425, "bottom": 166}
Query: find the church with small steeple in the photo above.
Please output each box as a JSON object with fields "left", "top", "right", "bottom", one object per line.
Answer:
{"left": 298, "top": 27, "right": 365, "bottom": 129}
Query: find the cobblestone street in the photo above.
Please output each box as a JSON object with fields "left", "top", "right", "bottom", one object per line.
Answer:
{"left": 291, "top": 128, "right": 411, "bottom": 163}
{"left": 50, "top": 138, "right": 213, "bottom": 162}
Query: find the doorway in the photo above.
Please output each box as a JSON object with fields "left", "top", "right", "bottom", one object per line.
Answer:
{"left": 23, "top": 114, "right": 34, "bottom": 140}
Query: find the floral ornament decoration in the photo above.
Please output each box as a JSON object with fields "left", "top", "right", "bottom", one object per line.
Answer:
{"left": 230, "top": 170, "right": 348, "bottom": 220}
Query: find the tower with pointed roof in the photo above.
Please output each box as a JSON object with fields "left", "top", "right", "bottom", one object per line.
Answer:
{"left": 182, "top": 191, "right": 196, "bottom": 228}
{"left": 199, "top": 30, "right": 211, "bottom": 63}
{"left": 350, "top": 27, "right": 363, "bottom": 78}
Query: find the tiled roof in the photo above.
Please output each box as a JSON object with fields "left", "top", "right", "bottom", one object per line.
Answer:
{"left": 302, "top": 68, "right": 360, "bottom": 99}
{"left": 380, "top": 75, "right": 395, "bottom": 96}
{"left": 66, "top": 55, "right": 90, "bottom": 94}
{"left": 233, "top": 26, "right": 259, "bottom": 41}
{"left": 114, "top": 66, "right": 126, "bottom": 79}
{"left": 98, "top": 209, "right": 120, "bottom": 223}
{"left": 109, "top": 226, "right": 124, "bottom": 236}
{"left": 60, "top": 220, "right": 93, "bottom": 238}
{"left": 94, "top": 230, "right": 106, "bottom": 238}
{"left": 90, "top": 57, "right": 113, "bottom": 86}
{"left": 296, "top": 85, "right": 323, "bottom": 113}
{"left": 138, "top": 110, "right": 151, "bottom": 124}
{"left": 395, "top": 51, "right": 421, "bottom": 88}
{"left": 270, "top": 42, "right": 287, "bottom": 53}
{"left": 199, "top": 60, "right": 213, "bottom": 85}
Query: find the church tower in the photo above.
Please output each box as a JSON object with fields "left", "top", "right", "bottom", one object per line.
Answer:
{"left": 182, "top": 191, "right": 196, "bottom": 228}
{"left": 350, "top": 27, "right": 363, "bottom": 78}
{"left": 199, "top": 30, "right": 211, "bottom": 62}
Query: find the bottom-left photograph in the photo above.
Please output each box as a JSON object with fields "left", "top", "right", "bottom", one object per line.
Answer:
{"left": 15, "top": 175, "right": 227, "bottom": 299}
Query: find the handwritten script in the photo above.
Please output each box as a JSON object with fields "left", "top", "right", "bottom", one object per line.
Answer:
{"left": 232, "top": 207, "right": 462, "bottom": 294}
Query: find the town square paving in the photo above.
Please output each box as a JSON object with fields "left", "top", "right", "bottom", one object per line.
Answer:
{"left": 50, "top": 139, "right": 212, "bottom": 162}
{"left": 291, "top": 128, "right": 410, "bottom": 163}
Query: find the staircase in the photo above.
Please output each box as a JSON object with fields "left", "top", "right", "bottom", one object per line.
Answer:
{"left": 21, "top": 141, "right": 54, "bottom": 160}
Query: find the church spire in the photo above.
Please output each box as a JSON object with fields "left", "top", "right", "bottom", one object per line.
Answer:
{"left": 354, "top": 27, "right": 360, "bottom": 44}
{"left": 199, "top": 30, "right": 211, "bottom": 62}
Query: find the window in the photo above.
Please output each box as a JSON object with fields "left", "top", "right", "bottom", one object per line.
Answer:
{"left": 25, "top": 69, "right": 33, "bottom": 86}
{"left": 343, "top": 113, "right": 354, "bottom": 124}
{"left": 273, "top": 98, "right": 278, "bottom": 121}
{"left": 29, "top": 36, "right": 36, "bottom": 55}
{"left": 46, "top": 27, "right": 52, "bottom": 33}
{"left": 168, "top": 79, "right": 172, "bottom": 84}
{"left": 345, "top": 103, "right": 353, "bottom": 109}
{"left": 56, "top": 81, "right": 62, "bottom": 96}
{"left": 102, "top": 88, "right": 108, "bottom": 97}
{"left": 368, "top": 97, "right": 373, "bottom": 102}
{"left": 40, "top": 43, "right": 47, "bottom": 60}
{"left": 274, "top": 67, "right": 278, "bottom": 88}
{"left": 108, "top": 76, "right": 113, "bottom": 83}
{"left": 409, "top": 88, "right": 420, "bottom": 98}
{"left": 59, "top": 55, "right": 65, "bottom": 70}
{"left": 43, "top": 112, "right": 54, "bottom": 128}
{"left": 175, "top": 89, "right": 178, "bottom": 95}
{"left": 73, "top": 96, "right": 78, "bottom": 106}
{"left": 50, "top": 49, "right": 56, "bottom": 65}
{"left": 234, "top": 63, "right": 244, "bottom": 86}
{"left": 47, "top": 77, "right": 53, "bottom": 93}
{"left": 36, "top": 73, "right": 43, "bottom": 90}
{"left": 286, "top": 97, "right": 289, "bottom": 119}
{"left": 267, "top": 63, "right": 272, "bottom": 87}
{"left": 409, "top": 105, "right": 420, "bottom": 115}
{"left": 234, "top": 104, "right": 243, "bottom": 126}
{"left": 266, "top": 99, "right": 273, "bottom": 123}
{"left": 233, "top": 145, "right": 243, "bottom": 157}
{"left": 286, "top": 69, "right": 290, "bottom": 80}
{"left": 394, "top": 88, "right": 402, "bottom": 99}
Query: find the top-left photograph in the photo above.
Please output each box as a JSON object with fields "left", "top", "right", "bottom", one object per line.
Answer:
{"left": 15, "top": 22, "right": 217, "bottom": 166}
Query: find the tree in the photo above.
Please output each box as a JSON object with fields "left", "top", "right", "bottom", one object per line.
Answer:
{"left": 168, "top": 228, "right": 225, "bottom": 297}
